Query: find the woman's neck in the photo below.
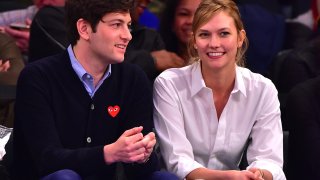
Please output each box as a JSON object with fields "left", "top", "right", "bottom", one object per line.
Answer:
{"left": 202, "top": 64, "right": 236, "bottom": 94}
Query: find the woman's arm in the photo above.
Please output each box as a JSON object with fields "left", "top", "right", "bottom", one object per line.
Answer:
{"left": 246, "top": 81, "right": 286, "bottom": 180}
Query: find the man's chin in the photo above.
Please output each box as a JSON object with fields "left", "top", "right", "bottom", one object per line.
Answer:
{"left": 110, "top": 58, "right": 124, "bottom": 64}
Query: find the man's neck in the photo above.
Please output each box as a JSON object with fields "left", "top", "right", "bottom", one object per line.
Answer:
{"left": 73, "top": 43, "right": 109, "bottom": 86}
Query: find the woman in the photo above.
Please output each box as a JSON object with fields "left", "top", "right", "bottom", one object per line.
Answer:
{"left": 153, "top": 0, "right": 286, "bottom": 179}
{"left": 159, "top": 0, "right": 201, "bottom": 60}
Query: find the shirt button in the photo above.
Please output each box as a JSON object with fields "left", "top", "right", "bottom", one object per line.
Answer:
{"left": 87, "top": 137, "right": 91, "bottom": 143}
{"left": 91, "top": 104, "right": 94, "bottom": 110}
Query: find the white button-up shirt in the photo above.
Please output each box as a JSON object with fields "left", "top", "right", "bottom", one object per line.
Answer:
{"left": 153, "top": 62, "right": 286, "bottom": 180}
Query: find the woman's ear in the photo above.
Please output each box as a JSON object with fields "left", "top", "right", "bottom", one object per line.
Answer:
{"left": 76, "top": 18, "right": 91, "bottom": 41}
{"left": 237, "top": 29, "right": 246, "bottom": 48}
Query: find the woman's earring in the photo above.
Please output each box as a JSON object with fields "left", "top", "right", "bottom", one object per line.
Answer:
{"left": 194, "top": 45, "right": 197, "bottom": 49}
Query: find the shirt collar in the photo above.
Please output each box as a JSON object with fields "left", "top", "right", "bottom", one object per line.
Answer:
{"left": 68, "top": 45, "right": 87, "bottom": 80}
{"left": 190, "top": 62, "right": 247, "bottom": 97}
{"left": 233, "top": 66, "right": 247, "bottom": 97}
{"left": 190, "top": 61, "right": 207, "bottom": 97}
{"left": 67, "top": 45, "right": 112, "bottom": 82}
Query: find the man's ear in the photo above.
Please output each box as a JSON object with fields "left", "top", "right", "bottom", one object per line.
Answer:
{"left": 77, "top": 18, "right": 91, "bottom": 41}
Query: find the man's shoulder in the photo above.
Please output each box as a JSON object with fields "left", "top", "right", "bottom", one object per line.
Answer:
{"left": 113, "top": 62, "right": 146, "bottom": 75}
{"left": 111, "top": 62, "right": 150, "bottom": 84}
{"left": 23, "top": 52, "right": 69, "bottom": 75}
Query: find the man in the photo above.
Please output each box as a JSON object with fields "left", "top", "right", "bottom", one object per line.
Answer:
{"left": 12, "top": 0, "right": 177, "bottom": 179}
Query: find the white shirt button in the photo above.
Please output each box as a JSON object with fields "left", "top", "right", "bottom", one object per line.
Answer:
{"left": 87, "top": 137, "right": 91, "bottom": 143}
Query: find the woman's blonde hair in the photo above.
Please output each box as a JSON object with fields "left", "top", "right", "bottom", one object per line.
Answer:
{"left": 188, "top": 0, "right": 248, "bottom": 66}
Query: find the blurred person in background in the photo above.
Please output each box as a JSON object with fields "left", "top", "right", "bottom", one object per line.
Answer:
{"left": 159, "top": 0, "right": 201, "bottom": 61}
{"left": 0, "top": 32, "right": 24, "bottom": 128}
{"left": 126, "top": 0, "right": 187, "bottom": 81}
{"left": 0, "top": 0, "right": 65, "bottom": 55}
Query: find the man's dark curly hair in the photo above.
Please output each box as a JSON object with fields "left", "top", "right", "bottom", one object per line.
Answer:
{"left": 65, "top": 0, "right": 135, "bottom": 46}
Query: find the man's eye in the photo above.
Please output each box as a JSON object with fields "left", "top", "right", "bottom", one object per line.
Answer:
{"left": 112, "top": 23, "right": 121, "bottom": 28}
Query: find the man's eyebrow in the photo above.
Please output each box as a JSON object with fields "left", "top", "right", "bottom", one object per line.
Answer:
{"left": 103, "top": 19, "right": 130, "bottom": 24}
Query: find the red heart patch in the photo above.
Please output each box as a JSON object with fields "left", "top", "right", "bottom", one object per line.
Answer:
{"left": 107, "top": 105, "right": 120, "bottom": 117}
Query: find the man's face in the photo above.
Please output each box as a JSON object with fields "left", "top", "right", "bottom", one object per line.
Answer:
{"left": 88, "top": 12, "right": 132, "bottom": 64}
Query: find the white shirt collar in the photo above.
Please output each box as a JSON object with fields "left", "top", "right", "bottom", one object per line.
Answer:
{"left": 190, "top": 61, "right": 247, "bottom": 97}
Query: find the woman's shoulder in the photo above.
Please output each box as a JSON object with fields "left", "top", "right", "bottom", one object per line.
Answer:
{"left": 156, "top": 63, "right": 196, "bottom": 82}
{"left": 237, "top": 66, "right": 274, "bottom": 88}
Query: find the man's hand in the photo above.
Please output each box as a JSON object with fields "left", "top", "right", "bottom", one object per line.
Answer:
{"left": 0, "top": 60, "right": 10, "bottom": 72}
{"left": 103, "top": 126, "right": 154, "bottom": 164}
{"left": 151, "top": 50, "right": 187, "bottom": 72}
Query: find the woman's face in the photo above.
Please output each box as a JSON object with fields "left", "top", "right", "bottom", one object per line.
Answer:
{"left": 173, "top": 0, "right": 201, "bottom": 45}
{"left": 194, "top": 11, "right": 245, "bottom": 71}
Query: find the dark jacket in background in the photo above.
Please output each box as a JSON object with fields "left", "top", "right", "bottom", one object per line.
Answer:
{"left": 125, "top": 23, "right": 165, "bottom": 81}
{"left": 287, "top": 75, "right": 320, "bottom": 180}
{"left": 239, "top": 4, "right": 285, "bottom": 75}
{"left": 278, "top": 35, "right": 320, "bottom": 93}
{"left": 28, "top": 6, "right": 68, "bottom": 62}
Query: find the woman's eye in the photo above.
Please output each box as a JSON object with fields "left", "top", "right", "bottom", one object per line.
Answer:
{"left": 220, "top": 31, "right": 230, "bottom": 37}
{"left": 198, "top": 33, "right": 209, "bottom": 37}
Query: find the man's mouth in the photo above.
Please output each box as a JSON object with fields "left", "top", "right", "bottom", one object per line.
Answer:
{"left": 115, "top": 44, "right": 126, "bottom": 49}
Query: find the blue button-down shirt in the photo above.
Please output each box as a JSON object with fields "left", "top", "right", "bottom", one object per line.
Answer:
{"left": 67, "top": 45, "right": 111, "bottom": 97}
